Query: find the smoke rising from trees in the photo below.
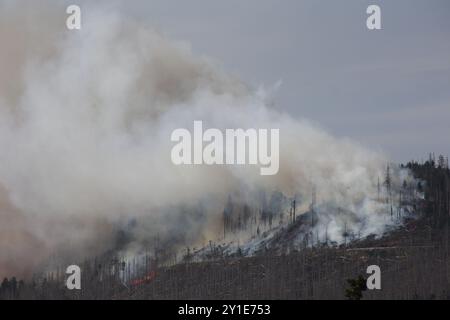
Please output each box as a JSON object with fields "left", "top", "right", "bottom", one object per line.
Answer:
{"left": 0, "top": 2, "right": 411, "bottom": 278}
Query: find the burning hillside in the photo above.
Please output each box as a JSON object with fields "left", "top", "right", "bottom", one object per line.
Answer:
{"left": 0, "top": 1, "right": 415, "bottom": 279}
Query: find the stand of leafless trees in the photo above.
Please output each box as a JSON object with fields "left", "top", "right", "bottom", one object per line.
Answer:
{"left": 2, "top": 155, "right": 450, "bottom": 300}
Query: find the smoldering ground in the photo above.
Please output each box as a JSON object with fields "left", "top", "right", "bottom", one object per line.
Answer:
{"left": 0, "top": 1, "right": 411, "bottom": 278}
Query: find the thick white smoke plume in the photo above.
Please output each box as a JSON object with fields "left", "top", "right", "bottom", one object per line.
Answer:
{"left": 0, "top": 2, "right": 411, "bottom": 278}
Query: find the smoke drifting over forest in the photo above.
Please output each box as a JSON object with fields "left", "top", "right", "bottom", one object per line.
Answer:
{"left": 0, "top": 2, "right": 411, "bottom": 278}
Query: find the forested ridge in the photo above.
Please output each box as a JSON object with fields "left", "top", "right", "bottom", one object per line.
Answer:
{"left": 1, "top": 154, "right": 450, "bottom": 300}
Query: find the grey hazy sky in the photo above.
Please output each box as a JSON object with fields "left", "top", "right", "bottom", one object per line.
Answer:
{"left": 85, "top": 0, "right": 450, "bottom": 161}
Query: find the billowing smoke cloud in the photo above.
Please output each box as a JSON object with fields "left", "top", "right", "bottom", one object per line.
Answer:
{"left": 0, "top": 2, "right": 410, "bottom": 278}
